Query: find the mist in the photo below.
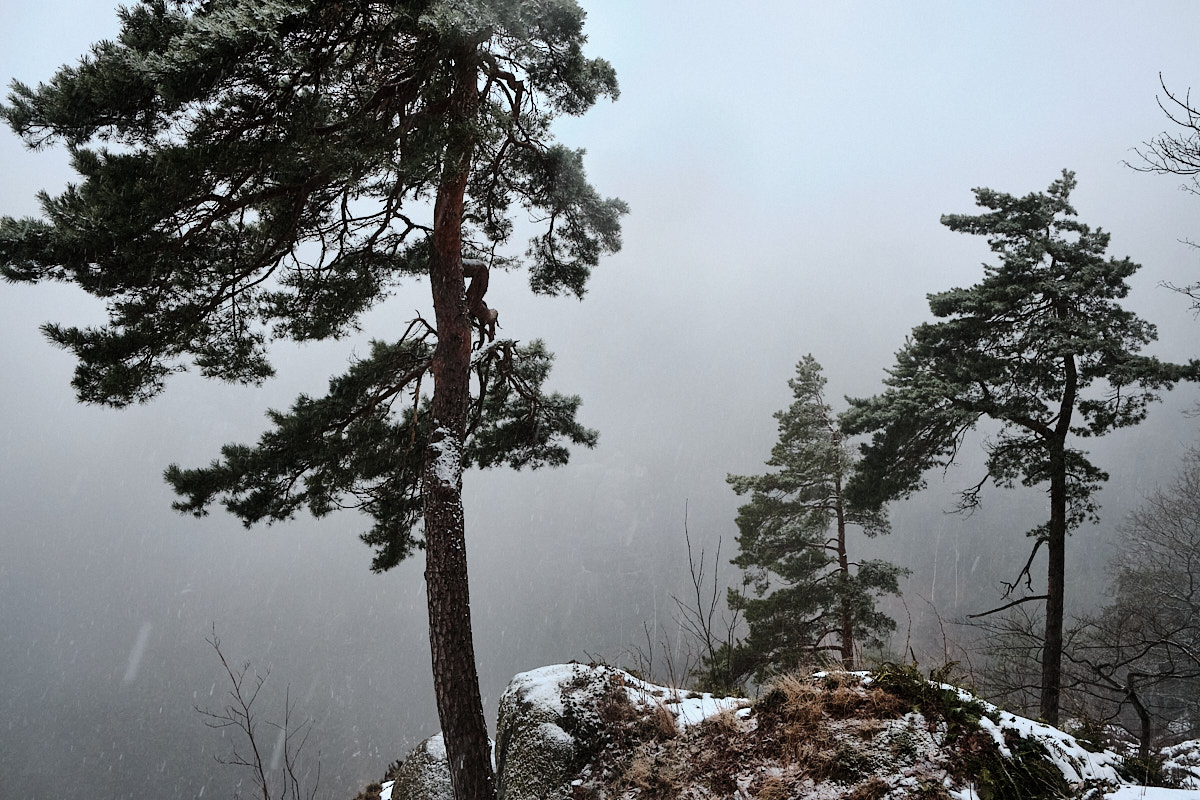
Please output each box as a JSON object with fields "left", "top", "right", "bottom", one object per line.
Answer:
{"left": 3, "top": 2, "right": 1200, "bottom": 798}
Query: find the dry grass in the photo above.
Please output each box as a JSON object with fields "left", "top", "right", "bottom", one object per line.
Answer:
{"left": 754, "top": 773, "right": 791, "bottom": 800}
{"left": 624, "top": 753, "right": 680, "bottom": 798}
{"left": 846, "top": 776, "right": 891, "bottom": 800}
{"left": 767, "top": 674, "right": 826, "bottom": 732}
{"left": 583, "top": 666, "right": 1000, "bottom": 800}
{"left": 702, "top": 706, "right": 743, "bottom": 736}
{"left": 826, "top": 683, "right": 867, "bottom": 718}
{"left": 648, "top": 702, "right": 679, "bottom": 740}
{"left": 864, "top": 686, "right": 911, "bottom": 718}
{"left": 350, "top": 781, "right": 383, "bottom": 800}
{"left": 855, "top": 718, "right": 888, "bottom": 739}
{"left": 596, "top": 676, "right": 640, "bottom": 726}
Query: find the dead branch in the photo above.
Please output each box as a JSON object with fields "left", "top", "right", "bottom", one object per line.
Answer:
{"left": 1001, "top": 537, "right": 1045, "bottom": 597}
{"left": 462, "top": 257, "right": 498, "bottom": 347}
{"left": 967, "top": 594, "right": 1049, "bottom": 619}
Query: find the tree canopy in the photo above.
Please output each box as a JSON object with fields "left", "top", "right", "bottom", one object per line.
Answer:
{"left": 0, "top": 0, "right": 624, "bottom": 406}
{"left": 842, "top": 170, "right": 1197, "bottom": 724}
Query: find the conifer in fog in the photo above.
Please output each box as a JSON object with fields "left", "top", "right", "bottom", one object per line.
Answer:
{"left": 706, "top": 356, "right": 905, "bottom": 687}
{"left": 842, "top": 171, "right": 1197, "bottom": 725}
{"left": 0, "top": 2, "right": 625, "bottom": 796}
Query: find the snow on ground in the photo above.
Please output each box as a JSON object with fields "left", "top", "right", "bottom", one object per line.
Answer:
{"left": 1105, "top": 787, "right": 1200, "bottom": 799}
{"left": 922, "top": 680, "right": 1124, "bottom": 786}
{"left": 619, "top": 675, "right": 745, "bottom": 728}
{"left": 507, "top": 663, "right": 746, "bottom": 733}
{"left": 1164, "top": 739, "right": 1200, "bottom": 789}
{"left": 980, "top": 706, "right": 1123, "bottom": 784}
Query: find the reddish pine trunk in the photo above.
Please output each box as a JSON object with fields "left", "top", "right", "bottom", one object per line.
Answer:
{"left": 421, "top": 51, "right": 497, "bottom": 800}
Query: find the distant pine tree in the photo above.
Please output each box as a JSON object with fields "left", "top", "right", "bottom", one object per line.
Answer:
{"left": 703, "top": 356, "right": 906, "bottom": 688}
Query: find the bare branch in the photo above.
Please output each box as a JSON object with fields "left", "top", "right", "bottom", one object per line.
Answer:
{"left": 967, "top": 594, "right": 1049, "bottom": 620}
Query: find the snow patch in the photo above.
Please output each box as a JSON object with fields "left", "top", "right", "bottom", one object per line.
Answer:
{"left": 538, "top": 721, "right": 574, "bottom": 746}
{"left": 429, "top": 427, "right": 461, "bottom": 488}
{"left": 425, "top": 732, "right": 446, "bottom": 761}
{"left": 505, "top": 663, "right": 593, "bottom": 715}
{"left": 1163, "top": 739, "right": 1200, "bottom": 789}
{"left": 1104, "top": 788, "right": 1200, "bottom": 799}
{"left": 930, "top": 681, "right": 1123, "bottom": 785}
{"left": 659, "top": 689, "right": 743, "bottom": 728}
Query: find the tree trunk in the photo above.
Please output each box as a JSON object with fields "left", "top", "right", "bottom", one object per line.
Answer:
{"left": 834, "top": 472, "right": 854, "bottom": 668}
{"left": 1128, "top": 683, "right": 1153, "bottom": 763}
{"left": 1041, "top": 473, "right": 1065, "bottom": 726}
{"left": 1041, "top": 352, "right": 1077, "bottom": 726}
{"left": 421, "top": 51, "right": 497, "bottom": 800}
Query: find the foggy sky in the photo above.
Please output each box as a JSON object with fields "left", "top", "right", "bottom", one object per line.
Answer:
{"left": 3, "top": 2, "right": 1200, "bottom": 798}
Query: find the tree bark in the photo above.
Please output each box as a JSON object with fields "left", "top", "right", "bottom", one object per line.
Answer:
{"left": 1041, "top": 468, "right": 1065, "bottom": 725}
{"left": 1040, "top": 352, "right": 1077, "bottom": 726}
{"left": 421, "top": 50, "right": 497, "bottom": 800}
{"left": 834, "top": 471, "right": 854, "bottom": 668}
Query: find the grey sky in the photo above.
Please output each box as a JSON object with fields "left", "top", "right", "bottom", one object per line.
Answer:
{"left": 3, "top": 2, "right": 1200, "bottom": 798}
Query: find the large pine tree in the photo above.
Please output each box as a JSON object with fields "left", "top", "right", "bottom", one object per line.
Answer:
{"left": 0, "top": 2, "right": 625, "bottom": 797}
{"left": 709, "top": 356, "right": 904, "bottom": 686}
{"left": 842, "top": 171, "right": 1196, "bottom": 725}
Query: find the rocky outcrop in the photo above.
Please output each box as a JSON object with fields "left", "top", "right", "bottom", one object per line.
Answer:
{"left": 495, "top": 664, "right": 592, "bottom": 800}
{"left": 376, "top": 663, "right": 1185, "bottom": 800}
{"left": 382, "top": 733, "right": 453, "bottom": 800}
{"left": 494, "top": 663, "right": 744, "bottom": 800}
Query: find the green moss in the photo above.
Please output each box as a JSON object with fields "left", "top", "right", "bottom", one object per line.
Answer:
{"left": 870, "top": 663, "right": 1070, "bottom": 800}
{"left": 870, "top": 662, "right": 987, "bottom": 740}
{"left": 948, "top": 728, "right": 1070, "bottom": 800}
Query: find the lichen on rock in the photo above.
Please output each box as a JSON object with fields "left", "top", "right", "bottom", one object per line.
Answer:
{"left": 385, "top": 732, "right": 453, "bottom": 800}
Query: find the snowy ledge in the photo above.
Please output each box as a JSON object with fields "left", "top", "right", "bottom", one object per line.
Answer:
{"left": 370, "top": 664, "right": 1200, "bottom": 800}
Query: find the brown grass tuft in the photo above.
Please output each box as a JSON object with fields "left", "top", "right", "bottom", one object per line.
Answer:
{"left": 755, "top": 773, "right": 791, "bottom": 800}
{"left": 597, "top": 676, "right": 640, "bottom": 726}
{"left": 624, "top": 754, "right": 680, "bottom": 798}
{"left": 863, "top": 686, "right": 910, "bottom": 719}
{"left": 769, "top": 674, "right": 826, "bottom": 731}
{"left": 825, "top": 684, "right": 867, "bottom": 718}
{"left": 648, "top": 702, "right": 679, "bottom": 740}
{"left": 703, "top": 706, "right": 743, "bottom": 736}
{"left": 846, "top": 776, "right": 891, "bottom": 800}
{"left": 350, "top": 782, "right": 383, "bottom": 800}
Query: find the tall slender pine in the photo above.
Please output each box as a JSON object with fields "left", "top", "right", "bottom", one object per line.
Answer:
{"left": 842, "top": 171, "right": 1196, "bottom": 724}
{"left": 0, "top": 3, "right": 625, "bottom": 796}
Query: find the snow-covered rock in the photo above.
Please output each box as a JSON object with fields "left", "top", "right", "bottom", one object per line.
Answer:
{"left": 495, "top": 664, "right": 593, "bottom": 800}
{"left": 494, "top": 663, "right": 746, "bottom": 799}
{"left": 384, "top": 732, "right": 453, "bottom": 800}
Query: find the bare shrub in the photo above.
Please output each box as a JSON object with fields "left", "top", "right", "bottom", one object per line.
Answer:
{"left": 196, "top": 628, "right": 319, "bottom": 800}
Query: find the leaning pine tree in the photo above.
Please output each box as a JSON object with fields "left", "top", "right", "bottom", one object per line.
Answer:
{"left": 0, "top": 2, "right": 625, "bottom": 798}
{"left": 841, "top": 171, "right": 1197, "bottom": 725}
{"left": 705, "top": 355, "right": 905, "bottom": 687}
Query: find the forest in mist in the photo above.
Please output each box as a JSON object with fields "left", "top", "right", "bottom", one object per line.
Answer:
{"left": 4, "top": 2, "right": 1200, "bottom": 799}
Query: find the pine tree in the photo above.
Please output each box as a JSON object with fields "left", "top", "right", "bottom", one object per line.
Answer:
{"left": 708, "top": 356, "right": 905, "bottom": 687}
{"left": 841, "top": 170, "right": 1197, "bottom": 725}
{"left": 0, "top": 3, "right": 625, "bottom": 797}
